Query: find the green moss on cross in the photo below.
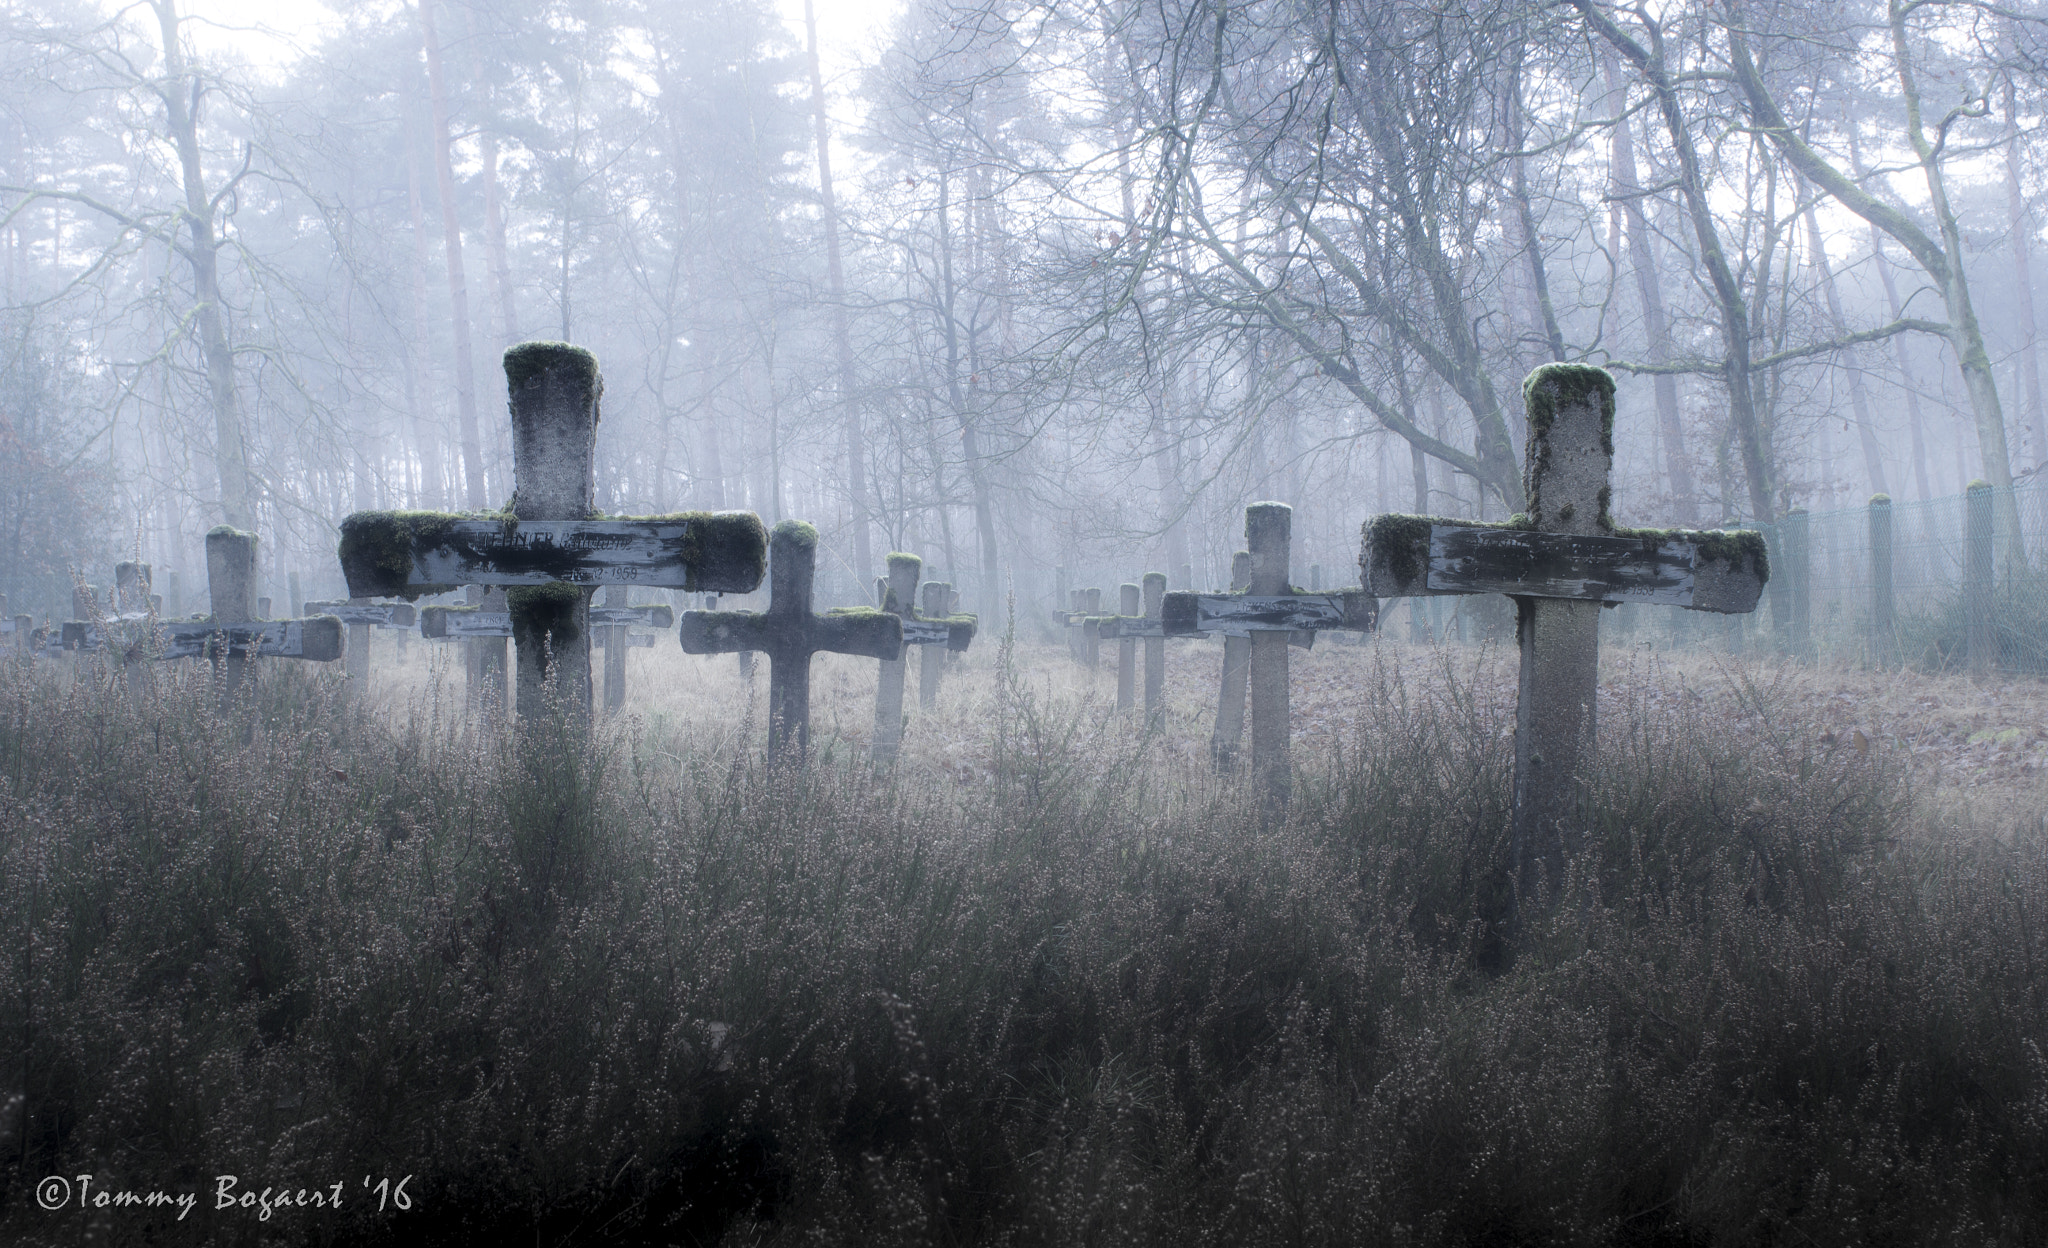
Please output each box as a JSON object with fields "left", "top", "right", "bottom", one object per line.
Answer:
{"left": 1613, "top": 525, "right": 1771, "bottom": 581}
{"left": 503, "top": 341, "right": 599, "bottom": 394}
{"left": 508, "top": 581, "right": 586, "bottom": 650}
{"left": 1362, "top": 512, "right": 1534, "bottom": 587}
{"left": 1522, "top": 363, "right": 1616, "bottom": 456}
{"left": 338, "top": 511, "right": 477, "bottom": 600}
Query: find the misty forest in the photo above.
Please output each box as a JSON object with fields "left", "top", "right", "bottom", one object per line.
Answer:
{"left": 2, "top": 0, "right": 2046, "bottom": 1242}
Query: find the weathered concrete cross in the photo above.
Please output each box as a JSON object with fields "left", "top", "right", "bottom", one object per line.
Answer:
{"left": 1161, "top": 504, "right": 1378, "bottom": 801}
{"left": 304, "top": 599, "right": 418, "bottom": 689}
{"left": 156, "top": 528, "right": 343, "bottom": 703}
{"left": 679, "top": 520, "right": 904, "bottom": 763}
{"left": 338, "top": 342, "right": 767, "bottom": 722}
{"left": 915, "top": 580, "right": 973, "bottom": 709}
{"left": 1094, "top": 573, "right": 1177, "bottom": 724}
{"left": 1360, "top": 364, "right": 1768, "bottom": 915}
{"left": 868, "top": 555, "right": 977, "bottom": 763}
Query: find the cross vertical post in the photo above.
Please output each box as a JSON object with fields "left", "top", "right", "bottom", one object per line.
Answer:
{"left": 919, "top": 580, "right": 950, "bottom": 708}
{"left": 874, "top": 552, "right": 921, "bottom": 761}
{"left": 1142, "top": 571, "right": 1165, "bottom": 725}
{"left": 1507, "top": 370, "right": 1610, "bottom": 906}
{"left": 1246, "top": 503, "right": 1293, "bottom": 808}
{"left": 1212, "top": 551, "right": 1252, "bottom": 769}
{"left": 208, "top": 527, "right": 258, "bottom": 701}
{"left": 345, "top": 598, "right": 372, "bottom": 687}
{"left": 602, "top": 583, "right": 627, "bottom": 713}
{"left": 1116, "top": 582, "right": 1140, "bottom": 712}
{"left": 504, "top": 341, "right": 602, "bottom": 721}
{"left": 1081, "top": 587, "right": 1103, "bottom": 668}
{"left": 1869, "top": 495, "right": 1894, "bottom": 668}
{"left": 1783, "top": 508, "right": 1811, "bottom": 661}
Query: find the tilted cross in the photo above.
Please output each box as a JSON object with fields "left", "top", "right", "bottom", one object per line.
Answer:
{"left": 1161, "top": 504, "right": 1379, "bottom": 800}
{"left": 337, "top": 342, "right": 767, "bottom": 722}
{"left": 679, "top": 520, "right": 904, "bottom": 764}
{"left": 1360, "top": 364, "right": 1768, "bottom": 917}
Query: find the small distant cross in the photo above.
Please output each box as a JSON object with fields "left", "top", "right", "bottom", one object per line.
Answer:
{"left": 1160, "top": 504, "right": 1378, "bottom": 801}
{"left": 679, "top": 521, "right": 904, "bottom": 764}
{"left": 156, "top": 528, "right": 343, "bottom": 705}
{"left": 1360, "top": 364, "right": 1768, "bottom": 918}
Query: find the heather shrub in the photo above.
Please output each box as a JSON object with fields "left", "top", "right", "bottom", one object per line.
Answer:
{"left": 0, "top": 640, "right": 2041, "bottom": 1245}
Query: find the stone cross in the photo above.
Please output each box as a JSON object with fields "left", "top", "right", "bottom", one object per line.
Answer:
{"left": 1115, "top": 583, "right": 1141, "bottom": 712}
{"left": 338, "top": 342, "right": 767, "bottom": 723}
{"left": 679, "top": 520, "right": 904, "bottom": 763}
{"left": 1095, "top": 572, "right": 1173, "bottom": 724}
{"left": 916, "top": 580, "right": 973, "bottom": 708}
{"left": 1360, "top": 364, "right": 1768, "bottom": 916}
{"left": 1162, "top": 507, "right": 1378, "bottom": 797}
{"left": 304, "top": 599, "right": 418, "bottom": 690}
{"left": 155, "top": 528, "right": 343, "bottom": 704}
{"left": 1074, "top": 587, "right": 1104, "bottom": 667}
{"left": 871, "top": 553, "right": 923, "bottom": 763}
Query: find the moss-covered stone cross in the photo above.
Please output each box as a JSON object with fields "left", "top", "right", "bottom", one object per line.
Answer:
{"left": 1359, "top": 364, "right": 1770, "bottom": 921}
{"left": 678, "top": 520, "right": 904, "bottom": 763}
{"left": 152, "top": 528, "right": 343, "bottom": 706}
{"left": 336, "top": 342, "right": 767, "bottom": 722}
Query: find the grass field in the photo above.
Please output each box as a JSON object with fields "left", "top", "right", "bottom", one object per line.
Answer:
{"left": 1, "top": 619, "right": 2043, "bottom": 1245}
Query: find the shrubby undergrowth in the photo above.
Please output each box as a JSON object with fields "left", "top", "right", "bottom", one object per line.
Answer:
{"left": 0, "top": 640, "right": 2042, "bottom": 1246}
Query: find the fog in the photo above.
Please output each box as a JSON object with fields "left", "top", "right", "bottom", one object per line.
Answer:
{"left": 3, "top": 0, "right": 2045, "bottom": 623}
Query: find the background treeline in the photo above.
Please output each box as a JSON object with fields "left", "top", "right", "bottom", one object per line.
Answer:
{"left": 3, "top": 0, "right": 2047, "bottom": 619}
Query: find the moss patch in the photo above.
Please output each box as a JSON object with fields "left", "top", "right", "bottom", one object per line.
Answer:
{"left": 1522, "top": 363, "right": 1616, "bottom": 455}
{"left": 1870, "top": 494, "right": 1892, "bottom": 506}
{"left": 509, "top": 581, "right": 587, "bottom": 651}
{"left": 773, "top": 520, "right": 821, "bottom": 551}
{"left": 1614, "top": 526, "right": 1771, "bottom": 582}
{"left": 503, "top": 341, "right": 599, "bottom": 394}
{"left": 338, "top": 511, "right": 477, "bottom": 600}
{"left": 1362, "top": 513, "right": 1532, "bottom": 588}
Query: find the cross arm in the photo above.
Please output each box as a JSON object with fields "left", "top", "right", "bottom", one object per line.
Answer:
{"left": 678, "top": 609, "right": 782, "bottom": 656}
{"left": 1159, "top": 591, "right": 1379, "bottom": 637}
{"left": 420, "top": 605, "right": 512, "bottom": 638}
{"left": 818, "top": 608, "right": 907, "bottom": 661}
{"left": 1359, "top": 514, "right": 1769, "bottom": 613}
{"left": 338, "top": 510, "right": 769, "bottom": 599}
{"left": 304, "top": 601, "right": 417, "bottom": 627}
{"left": 590, "top": 603, "right": 675, "bottom": 629}
{"left": 901, "top": 613, "right": 976, "bottom": 651}
{"left": 156, "top": 617, "right": 344, "bottom": 661}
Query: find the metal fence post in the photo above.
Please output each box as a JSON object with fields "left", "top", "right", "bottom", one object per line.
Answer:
{"left": 1869, "top": 494, "right": 1894, "bottom": 668}
{"left": 1965, "top": 481, "right": 1995, "bottom": 674}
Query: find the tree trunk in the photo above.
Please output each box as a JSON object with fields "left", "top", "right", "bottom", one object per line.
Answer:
{"left": 403, "top": 69, "right": 445, "bottom": 510}
{"left": 1802, "top": 204, "right": 1889, "bottom": 497}
{"left": 1602, "top": 52, "right": 1695, "bottom": 520}
{"left": 150, "top": 0, "right": 252, "bottom": 528}
{"left": 1726, "top": 7, "right": 2023, "bottom": 564}
{"left": 804, "top": 0, "right": 872, "bottom": 587}
{"left": 1581, "top": 2, "right": 1775, "bottom": 523}
{"left": 2007, "top": 81, "right": 2046, "bottom": 471}
{"left": 417, "top": 0, "right": 487, "bottom": 510}
{"left": 461, "top": 1, "right": 519, "bottom": 348}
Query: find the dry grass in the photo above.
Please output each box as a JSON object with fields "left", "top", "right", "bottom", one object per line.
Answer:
{"left": 0, "top": 618, "right": 2043, "bottom": 1245}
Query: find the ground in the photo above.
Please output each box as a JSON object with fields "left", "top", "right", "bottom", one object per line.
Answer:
{"left": 357, "top": 617, "right": 2048, "bottom": 804}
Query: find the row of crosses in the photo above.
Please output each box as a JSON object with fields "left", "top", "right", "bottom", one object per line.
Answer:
{"left": 327, "top": 346, "right": 1768, "bottom": 923}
